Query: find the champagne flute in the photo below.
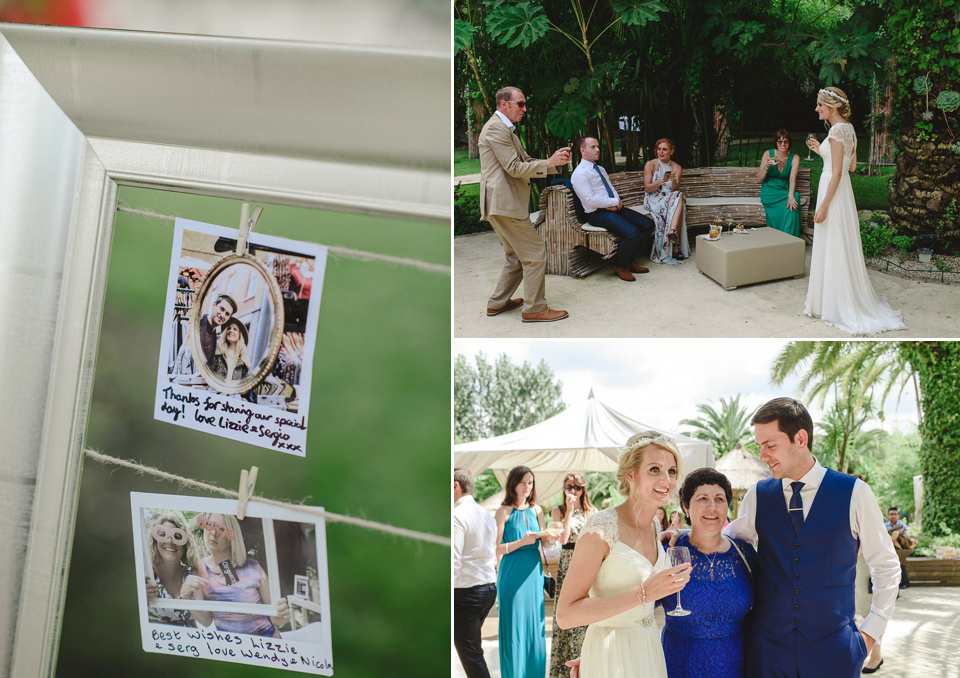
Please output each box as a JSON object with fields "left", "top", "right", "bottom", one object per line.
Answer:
{"left": 666, "top": 546, "right": 692, "bottom": 616}
{"left": 806, "top": 133, "right": 816, "bottom": 160}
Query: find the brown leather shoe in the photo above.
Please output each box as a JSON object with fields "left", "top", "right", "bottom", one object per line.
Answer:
{"left": 628, "top": 262, "right": 649, "bottom": 274}
{"left": 486, "top": 298, "right": 523, "bottom": 316}
{"left": 614, "top": 267, "right": 636, "bottom": 282}
{"left": 521, "top": 308, "right": 569, "bottom": 323}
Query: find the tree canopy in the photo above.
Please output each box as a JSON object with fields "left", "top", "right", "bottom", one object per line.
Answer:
{"left": 456, "top": 0, "right": 890, "bottom": 169}
{"left": 772, "top": 340, "right": 960, "bottom": 537}
{"left": 454, "top": 352, "right": 566, "bottom": 442}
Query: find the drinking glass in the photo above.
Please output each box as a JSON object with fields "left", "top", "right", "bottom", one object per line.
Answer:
{"left": 666, "top": 546, "right": 692, "bottom": 616}
{"left": 806, "top": 133, "right": 817, "bottom": 160}
{"left": 546, "top": 521, "right": 564, "bottom": 539}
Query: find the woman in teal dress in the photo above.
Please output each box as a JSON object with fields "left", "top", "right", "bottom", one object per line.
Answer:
{"left": 757, "top": 129, "right": 802, "bottom": 237}
{"left": 495, "top": 465, "right": 556, "bottom": 678}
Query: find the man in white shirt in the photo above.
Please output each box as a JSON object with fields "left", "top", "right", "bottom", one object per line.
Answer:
{"left": 454, "top": 468, "right": 498, "bottom": 678}
{"left": 570, "top": 136, "right": 654, "bottom": 282}
{"left": 729, "top": 397, "right": 901, "bottom": 677}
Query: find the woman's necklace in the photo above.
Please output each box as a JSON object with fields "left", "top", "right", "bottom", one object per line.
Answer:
{"left": 703, "top": 550, "right": 719, "bottom": 581}
{"left": 691, "top": 535, "right": 724, "bottom": 580}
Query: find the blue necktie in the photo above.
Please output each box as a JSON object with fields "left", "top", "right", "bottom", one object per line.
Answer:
{"left": 789, "top": 482, "right": 805, "bottom": 534}
{"left": 594, "top": 164, "right": 616, "bottom": 199}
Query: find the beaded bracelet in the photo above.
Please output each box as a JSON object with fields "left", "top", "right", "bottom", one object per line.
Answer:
{"left": 636, "top": 584, "right": 646, "bottom": 607}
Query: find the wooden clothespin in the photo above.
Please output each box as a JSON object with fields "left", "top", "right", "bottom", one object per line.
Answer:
{"left": 235, "top": 202, "right": 264, "bottom": 256}
{"left": 237, "top": 465, "right": 259, "bottom": 520}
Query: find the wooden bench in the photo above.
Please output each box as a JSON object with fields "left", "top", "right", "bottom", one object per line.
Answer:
{"left": 905, "top": 557, "right": 960, "bottom": 586}
{"left": 532, "top": 166, "right": 812, "bottom": 278}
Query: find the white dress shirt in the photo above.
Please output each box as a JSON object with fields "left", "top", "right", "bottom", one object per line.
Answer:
{"left": 494, "top": 109, "right": 515, "bottom": 132}
{"left": 726, "top": 459, "right": 901, "bottom": 641}
{"left": 571, "top": 159, "right": 620, "bottom": 213}
{"left": 454, "top": 495, "right": 497, "bottom": 589}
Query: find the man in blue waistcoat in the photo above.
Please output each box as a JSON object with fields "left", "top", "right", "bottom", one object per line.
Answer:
{"left": 726, "top": 397, "right": 901, "bottom": 677}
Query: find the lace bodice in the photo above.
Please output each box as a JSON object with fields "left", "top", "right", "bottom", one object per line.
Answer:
{"left": 580, "top": 507, "right": 667, "bottom": 628}
{"left": 581, "top": 506, "right": 622, "bottom": 547}
{"left": 826, "top": 122, "right": 857, "bottom": 158}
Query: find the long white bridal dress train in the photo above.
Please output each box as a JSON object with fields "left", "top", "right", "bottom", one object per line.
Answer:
{"left": 803, "top": 122, "right": 905, "bottom": 335}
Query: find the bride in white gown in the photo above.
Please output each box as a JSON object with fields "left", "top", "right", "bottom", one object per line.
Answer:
{"left": 804, "top": 86, "right": 906, "bottom": 335}
{"left": 556, "top": 432, "right": 692, "bottom": 678}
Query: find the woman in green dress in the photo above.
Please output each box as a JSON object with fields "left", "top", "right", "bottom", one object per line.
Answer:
{"left": 757, "top": 129, "right": 802, "bottom": 237}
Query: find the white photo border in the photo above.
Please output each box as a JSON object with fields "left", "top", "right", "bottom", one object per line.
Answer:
{"left": 153, "top": 219, "right": 327, "bottom": 455}
{"left": 131, "top": 492, "right": 333, "bottom": 675}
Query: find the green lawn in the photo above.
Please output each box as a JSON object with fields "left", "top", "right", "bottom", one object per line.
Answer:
{"left": 454, "top": 181, "right": 480, "bottom": 199}
{"left": 455, "top": 149, "right": 481, "bottom": 176}
{"left": 713, "top": 138, "right": 893, "bottom": 211}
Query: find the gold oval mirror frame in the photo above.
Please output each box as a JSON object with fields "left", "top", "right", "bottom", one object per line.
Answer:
{"left": 189, "top": 253, "right": 285, "bottom": 396}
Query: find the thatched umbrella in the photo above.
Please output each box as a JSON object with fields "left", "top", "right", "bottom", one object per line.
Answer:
{"left": 715, "top": 443, "right": 771, "bottom": 515}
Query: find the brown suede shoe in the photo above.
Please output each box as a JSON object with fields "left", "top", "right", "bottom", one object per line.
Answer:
{"left": 614, "top": 267, "right": 636, "bottom": 282}
{"left": 628, "top": 262, "right": 649, "bottom": 274}
{"left": 521, "top": 308, "right": 569, "bottom": 323}
{"left": 486, "top": 298, "right": 523, "bottom": 316}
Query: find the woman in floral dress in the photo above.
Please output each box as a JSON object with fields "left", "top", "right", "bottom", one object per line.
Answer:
{"left": 643, "top": 138, "right": 689, "bottom": 264}
{"left": 549, "top": 473, "right": 597, "bottom": 678}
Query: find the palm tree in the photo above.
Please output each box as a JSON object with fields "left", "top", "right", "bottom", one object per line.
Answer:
{"left": 816, "top": 399, "right": 887, "bottom": 474}
{"left": 772, "top": 341, "right": 960, "bottom": 538}
{"left": 680, "top": 395, "right": 756, "bottom": 458}
{"left": 771, "top": 341, "right": 921, "bottom": 425}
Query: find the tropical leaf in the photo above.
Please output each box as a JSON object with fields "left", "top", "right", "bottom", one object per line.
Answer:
{"left": 679, "top": 395, "right": 756, "bottom": 458}
{"left": 485, "top": 2, "right": 549, "bottom": 49}
{"left": 545, "top": 97, "right": 593, "bottom": 141}
{"left": 580, "top": 62, "right": 618, "bottom": 96}
{"left": 609, "top": 0, "right": 668, "bottom": 28}
{"left": 454, "top": 19, "right": 480, "bottom": 55}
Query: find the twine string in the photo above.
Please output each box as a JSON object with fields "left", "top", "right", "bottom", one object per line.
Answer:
{"left": 116, "top": 204, "right": 450, "bottom": 275}
{"left": 83, "top": 448, "right": 449, "bottom": 547}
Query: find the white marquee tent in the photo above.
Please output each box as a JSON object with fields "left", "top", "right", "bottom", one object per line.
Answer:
{"left": 454, "top": 390, "right": 715, "bottom": 501}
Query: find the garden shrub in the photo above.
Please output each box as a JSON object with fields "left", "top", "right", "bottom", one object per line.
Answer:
{"left": 860, "top": 218, "right": 900, "bottom": 257}
{"left": 454, "top": 183, "right": 491, "bottom": 236}
{"left": 915, "top": 522, "right": 960, "bottom": 558}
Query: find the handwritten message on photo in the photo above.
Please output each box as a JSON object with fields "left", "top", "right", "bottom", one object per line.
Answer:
{"left": 131, "top": 492, "right": 332, "bottom": 674}
{"left": 154, "top": 219, "right": 326, "bottom": 454}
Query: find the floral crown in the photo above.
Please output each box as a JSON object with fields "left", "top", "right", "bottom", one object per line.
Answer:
{"left": 818, "top": 88, "right": 849, "bottom": 104}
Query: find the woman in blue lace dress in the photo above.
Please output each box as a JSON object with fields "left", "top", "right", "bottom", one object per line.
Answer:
{"left": 660, "top": 468, "right": 756, "bottom": 677}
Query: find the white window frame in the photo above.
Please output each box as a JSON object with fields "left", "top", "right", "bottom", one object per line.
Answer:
{"left": 0, "top": 22, "right": 447, "bottom": 677}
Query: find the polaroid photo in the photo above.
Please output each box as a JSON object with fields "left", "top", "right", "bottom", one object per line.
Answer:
{"left": 154, "top": 218, "right": 326, "bottom": 455}
{"left": 132, "top": 492, "right": 332, "bottom": 674}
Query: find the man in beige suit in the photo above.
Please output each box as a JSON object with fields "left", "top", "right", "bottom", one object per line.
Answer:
{"left": 479, "top": 86, "right": 571, "bottom": 322}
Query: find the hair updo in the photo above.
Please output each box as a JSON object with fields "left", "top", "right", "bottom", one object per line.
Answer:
{"left": 817, "top": 86, "right": 851, "bottom": 121}
{"left": 616, "top": 431, "right": 683, "bottom": 497}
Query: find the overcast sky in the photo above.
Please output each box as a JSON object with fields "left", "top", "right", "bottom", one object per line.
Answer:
{"left": 455, "top": 339, "right": 920, "bottom": 435}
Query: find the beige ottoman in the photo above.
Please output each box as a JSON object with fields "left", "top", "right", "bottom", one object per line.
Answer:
{"left": 696, "top": 227, "right": 805, "bottom": 289}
